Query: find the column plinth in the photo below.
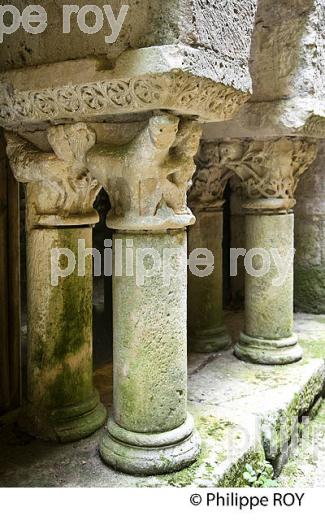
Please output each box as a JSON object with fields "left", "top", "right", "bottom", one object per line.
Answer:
{"left": 87, "top": 114, "right": 202, "bottom": 475}
{"left": 6, "top": 124, "right": 107, "bottom": 441}
{"left": 220, "top": 138, "right": 317, "bottom": 365}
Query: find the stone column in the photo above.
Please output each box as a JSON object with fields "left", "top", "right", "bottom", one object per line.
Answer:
{"left": 187, "top": 142, "right": 232, "bottom": 352}
{"left": 220, "top": 138, "right": 317, "bottom": 365}
{"left": 295, "top": 142, "right": 325, "bottom": 313}
{"left": 87, "top": 114, "right": 202, "bottom": 475}
{"left": 6, "top": 124, "right": 107, "bottom": 442}
{"left": 229, "top": 177, "right": 246, "bottom": 308}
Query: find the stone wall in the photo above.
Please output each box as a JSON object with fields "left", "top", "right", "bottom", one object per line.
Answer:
{"left": 0, "top": 0, "right": 257, "bottom": 93}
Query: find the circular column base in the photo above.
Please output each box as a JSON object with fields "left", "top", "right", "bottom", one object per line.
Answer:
{"left": 99, "top": 413, "right": 201, "bottom": 476}
{"left": 234, "top": 333, "right": 303, "bottom": 365}
{"left": 19, "top": 391, "right": 107, "bottom": 443}
{"left": 189, "top": 326, "right": 232, "bottom": 353}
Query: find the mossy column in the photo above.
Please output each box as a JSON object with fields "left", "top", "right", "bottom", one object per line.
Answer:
{"left": 295, "top": 143, "right": 325, "bottom": 313}
{"left": 188, "top": 142, "right": 232, "bottom": 352}
{"left": 6, "top": 125, "right": 107, "bottom": 441}
{"left": 220, "top": 138, "right": 317, "bottom": 365}
{"left": 87, "top": 114, "right": 202, "bottom": 475}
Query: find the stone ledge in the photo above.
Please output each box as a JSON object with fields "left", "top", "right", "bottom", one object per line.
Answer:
{"left": 0, "top": 46, "right": 250, "bottom": 129}
{"left": 188, "top": 347, "right": 325, "bottom": 473}
{"left": 0, "top": 314, "right": 324, "bottom": 487}
{"left": 203, "top": 98, "right": 325, "bottom": 140}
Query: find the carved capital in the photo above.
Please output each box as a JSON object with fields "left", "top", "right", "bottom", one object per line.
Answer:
{"left": 86, "top": 114, "right": 202, "bottom": 231}
{"left": 5, "top": 123, "right": 101, "bottom": 228}
{"left": 188, "top": 142, "right": 233, "bottom": 210}
{"left": 219, "top": 138, "right": 317, "bottom": 212}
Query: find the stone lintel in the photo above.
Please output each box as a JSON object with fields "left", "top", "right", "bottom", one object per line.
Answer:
{"left": 203, "top": 98, "right": 325, "bottom": 141}
{"left": 0, "top": 46, "right": 251, "bottom": 130}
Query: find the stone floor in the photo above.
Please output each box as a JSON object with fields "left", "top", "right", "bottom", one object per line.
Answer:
{"left": 0, "top": 312, "right": 324, "bottom": 487}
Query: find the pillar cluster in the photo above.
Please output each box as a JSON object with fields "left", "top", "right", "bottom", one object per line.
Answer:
{"left": 1, "top": 0, "right": 325, "bottom": 481}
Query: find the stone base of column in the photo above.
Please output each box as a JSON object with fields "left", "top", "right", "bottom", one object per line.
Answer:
{"left": 99, "top": 414, "right": 201, "bottom": 476}
{"left": 189, "top": 326, "right": 232, "bottom": 353}
{"left": 19, "top": 391, "right": 107, "bottom": 443}
{"left": 234, "top": 333, "right": 303, "bottom": 365}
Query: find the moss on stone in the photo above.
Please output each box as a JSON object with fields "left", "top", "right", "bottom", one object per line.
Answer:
{"left": 300, "top": 339, "right": 325, "bottom": 360}
{"left": 159, "top": 415, "right": 263, "bottom": 487}
{"left": 294, "top": 266, "right": 325, "bottom": 314}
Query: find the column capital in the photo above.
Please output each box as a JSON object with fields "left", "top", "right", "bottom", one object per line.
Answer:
{"left": 188, "top": 142, "right": 233, "bottom": 211}
{"left": 5, "top": 123, "right": 101, "bottom": 228}
{"left": 219, "top": 138, "right": 317, "bottom": 212}
{"left": 86, "top": 114, "right": 202, "bottom": 232}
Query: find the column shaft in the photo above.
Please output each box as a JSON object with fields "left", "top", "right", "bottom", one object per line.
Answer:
{"left": 235, "top": 212, "right": 302, "bottom": 365}
{"left": 21, "top": 226, "right": 106, "bottom": 441}
{"left": 100, "top": 230, "right": 200, "bottom": 474}
{"left": 188, "top": 209, "right": 231, "bottom": 352}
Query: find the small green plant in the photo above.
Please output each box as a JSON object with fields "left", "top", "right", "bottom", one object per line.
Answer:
{"left": 243, "top": 461, "right": 278, "bottom": 488}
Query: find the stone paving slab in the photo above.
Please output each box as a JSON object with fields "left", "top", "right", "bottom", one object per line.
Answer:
{"left": 0, "top": 313, "right": 324, "bottom": 487}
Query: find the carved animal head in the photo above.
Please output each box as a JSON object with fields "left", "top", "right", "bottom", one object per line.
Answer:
{"left": 174, "top": 120, "right": 202, "bottom": 156}
{"left": 148, "top": 114, "right": 179, "bottom": 150}
{"left": 47, "top": 123, "right": 96, "bottom": 170}
{"left": 219, "top": 141, "right": 245, "bottom": 165}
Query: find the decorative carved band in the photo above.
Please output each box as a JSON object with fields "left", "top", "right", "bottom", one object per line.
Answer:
{"left": 188, "top": 142, "right": 233, "bottom": 209}
{"left": 219, "top": 138, "right": 317, "bottom": 211}
{"left": 0, "top": 72, "right": 247, "bottom": 128}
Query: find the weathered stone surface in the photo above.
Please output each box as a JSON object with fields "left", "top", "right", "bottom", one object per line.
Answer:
{"left": 188, "top": 209, "right": 231, "bottom": 353}
{"left": 295, "top": 142, "right": 325, "bottom": 313}
{"left": 219, "top": 138, "right": 318, "bottom": 211}
{"left": 203, "top": 0, "right": 325, "bottom": 138}
{"left": 0, "top": 2, "right": 259, "bottom": 127}
{"left": 87, "top": 114, "right": 201, "bottom": 231}
{"left": 100, "top": 231, "right": 201, "bottom": 475}
{"left": 0, "top": 0, "right": 257, "bottom": 95}
{"left": 189, "top": 142, "right": 233, "bottom": 209}
{"left": 5, "top": 124, "right": 101, "bottom": 228}
{"left": 1, "top": 313, "right": 323, "bottom": 486}
{"left": 229, "top": 177, "right": 246, "bottom": 307}
{"left": 221, "top": 138, "right": 317, "bottom": 365}
{"left": 0, "top": 52, "right": 250, "bottom": 127}
{"left": 5, "top": 124, "right": 106, "bottom": 442}
{"left": 20, "top": 227, "right": 107, "bottom": 442}
{"left": 189, "top": 320, "right": 325, "bottom": 466}
{"left": 188, "top": 142, "right": 232, "bottom": 352}
{"left": 278, "top": 400, "right": 325, "bottom": 487}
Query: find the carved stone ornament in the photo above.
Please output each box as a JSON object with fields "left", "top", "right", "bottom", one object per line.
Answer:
{"left": 219, "top": 138, "right": 317, "bottom": 211}
{"left": 86, "top": 114, "right": 202, "bottom": 231}
{"left": 0, "top": 46, "right": 250, "bottom": 129}
{"left": 5, "top": 123, "right": 101, "bottom": 228}
{"left": 188, "top": 142, "right": 233, "bottom": 210}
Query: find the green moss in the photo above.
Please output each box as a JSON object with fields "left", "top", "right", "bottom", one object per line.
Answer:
{"left": 159, "top": 415, "right": 263, "bottom": 488}
{"left": 300, "top": 339, "right": 325, "bottom": 359}
{"left": 47, "top": 364, "right": 93, "bottom": 409}
{"left": 294, "top": 266, "right": 325, "bottom": 314}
